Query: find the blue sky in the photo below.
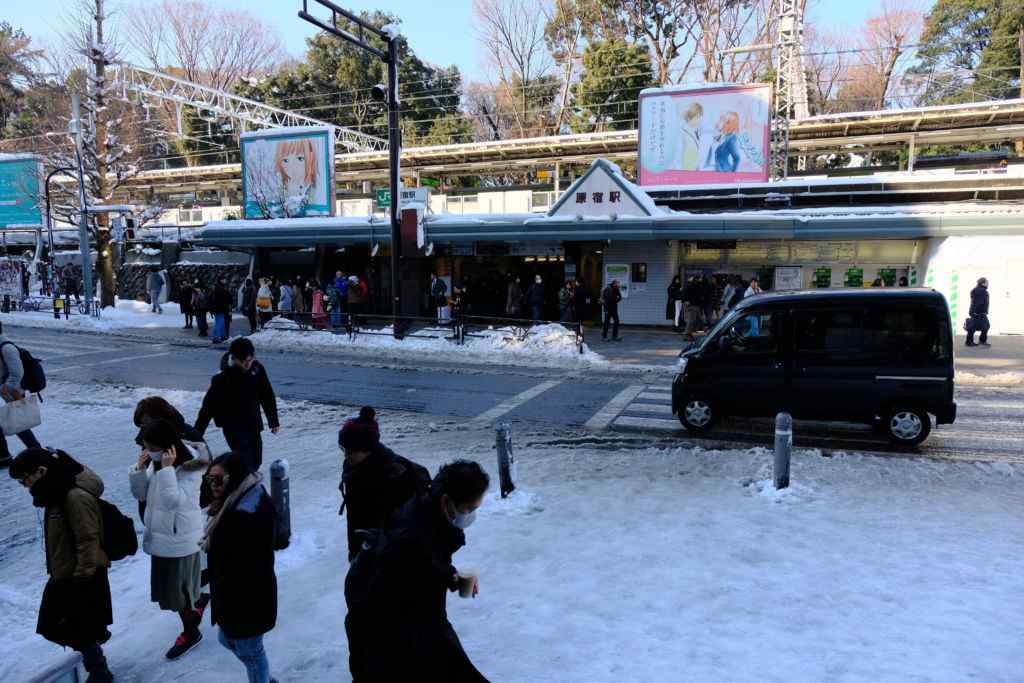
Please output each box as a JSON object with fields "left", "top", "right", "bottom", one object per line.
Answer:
{"left": 8, "top": 0, "right": 918, "bottom": 82}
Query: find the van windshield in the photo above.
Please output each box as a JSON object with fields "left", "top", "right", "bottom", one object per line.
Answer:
{"left": 698, "top": 309, "right": 742, "bottom": 351}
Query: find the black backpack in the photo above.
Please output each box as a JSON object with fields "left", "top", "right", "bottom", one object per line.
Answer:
{"left": 0, "top": 342, "right": 45, "bottom": 393}
{"left": 96, "top": 497, "right": 139, "bottom": 561}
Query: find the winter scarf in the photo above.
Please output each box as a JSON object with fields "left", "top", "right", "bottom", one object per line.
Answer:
{"left": 201, "top": 472, "right": 262, "bottom": 553}
{"left": 30, "top": 451, "right": 84, "bottom": 508}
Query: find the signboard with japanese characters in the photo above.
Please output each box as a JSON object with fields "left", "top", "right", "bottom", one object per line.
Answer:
{"left": 603, "top": 263, "right": 630, "bottom": 299}
{"left": 548, "top": 159, "right": 655, "bottom": 219}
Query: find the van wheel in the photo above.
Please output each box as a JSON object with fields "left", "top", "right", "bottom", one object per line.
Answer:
{"left": 679, "top": 397, "right": 717, "bottom": 434}
{"left": 885, "top": 407, "right": 931, "bottom": 446}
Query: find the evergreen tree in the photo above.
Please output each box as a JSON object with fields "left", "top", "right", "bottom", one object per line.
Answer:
{"left": 571, "top": 38, "right": 653, "bottom": 132}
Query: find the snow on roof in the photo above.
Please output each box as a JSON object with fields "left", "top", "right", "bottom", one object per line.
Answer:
{"left": 239, "top": 125, "right": 335, "bottom": 140}
{"left": 0, "top": 153, "right": 38, "bottom": 162}
{"left": 88, "top": 204, "right": 138, "bottom": 212}
{"left": 380, "top": 23, "right": 401, "bottom": 40}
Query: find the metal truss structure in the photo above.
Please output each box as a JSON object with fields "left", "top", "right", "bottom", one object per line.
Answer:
{"left": 772, "top": 0, "right": 809, "bottom": 179}
{"left": 110, "top": 64, "right": 387, "bottom": 153}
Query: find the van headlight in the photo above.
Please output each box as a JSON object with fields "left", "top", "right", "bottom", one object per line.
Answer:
{"left": 676, "top": 356, "right": 688, "bottom": 374}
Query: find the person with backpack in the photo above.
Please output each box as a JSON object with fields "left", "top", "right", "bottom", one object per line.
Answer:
{"left": 9, "top": 448, "right": 115, "bottom": 682}
{"left": 0, "top": 322, "right": 43, "bottom": 467}
{"left": 129, "top": 419, "right": 210, "bottom": 661}
{"left": 345, "top": 459, "right": 491, "bottom": 682}
{"left": 337, "top": 406, "right": 429, "bottom": 563}
{"left": 202, "top": 451, "right": 279, "bottom": 683}
{"left": 195, "top": 337, "right": 280, "bottom": 473}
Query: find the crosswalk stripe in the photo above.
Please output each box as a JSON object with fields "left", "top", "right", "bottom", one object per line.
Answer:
{"left": 638, "top": 391, "right": 672, "bottom": 402}
{"left": 470, "top": 380, "right": 562, "bottom": 426}
{"left": 613, "top": 415, "right": 682, "bottom": 431}
{"left": 48, "top": 350, "right": 172, "bottom": 374}
{"left": 584, "top": 385, "right": 645, "bottom": 430}
{"left": 625, "top": 402, "right": 673, "bottom": 415}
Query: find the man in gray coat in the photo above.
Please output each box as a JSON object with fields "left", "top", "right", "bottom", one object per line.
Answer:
{"left": 0, "top": 323, "right": 41, "bottom": 466}
{"left": 147, "top": 269, "right": 164, "bottom": 314}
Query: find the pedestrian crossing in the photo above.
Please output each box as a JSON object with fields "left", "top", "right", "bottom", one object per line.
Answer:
{"left": 608, "top": 380, "right": 681, "bottom": 433}
{"left": 21, "top": 339, "right": 113, "bottom": 361}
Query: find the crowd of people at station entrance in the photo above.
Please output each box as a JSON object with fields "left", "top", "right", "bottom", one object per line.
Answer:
{"left": 5, "top": 335, "right": 493, "bottom": 682}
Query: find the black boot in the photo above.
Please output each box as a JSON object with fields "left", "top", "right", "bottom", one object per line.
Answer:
{"left": 81, "top": 644, "right": 113, "bottom": 682}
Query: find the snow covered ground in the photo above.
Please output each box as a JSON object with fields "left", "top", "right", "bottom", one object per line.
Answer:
{"left": 254, "top": 319, "right": 607, "bottom": 369}
{"left": 1, "top": 383, "right": 1021, "bottom": 682}
{"left": 0, "top": 299, "right": 186, "bottom": 332}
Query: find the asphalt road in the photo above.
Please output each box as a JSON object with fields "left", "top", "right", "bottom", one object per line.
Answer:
{"left": 9, "top": 325, "right": 1024, "bottom": 463}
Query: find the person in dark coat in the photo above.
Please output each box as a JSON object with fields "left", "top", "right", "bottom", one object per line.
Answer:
{"left": 345, "top": 460, "right": 491, "bottom": 683}
{"left": 192, "top": 280, "right": 209, "bottom": 338}
{"left": 195, "top": 338, "right": 280, "bottom": 472}
{"left": 526, "top": 275, "right": 545, "bottom": 322}
{"left": 666, "top": 275, "right": 683, "bottom": 330}
{"left": 601, "top": 279, "right": 622, "bottom": 341}
{"left": 10, "top": 449, "right": 114, "bottom": 683}
{"left": 210, "top": 278, "right": 233, "bottom": 344}
{"left": 338, "top": 406, "right": 429, "bottom": 562}
{"left": 179, "top": 281, "right": 194, "bottom": 329}
{"left": 241, "top": 278, "right": 257, "bottom": 335}
{"left": 572, "top": 278, "right": 591, "bottom": 323}
{"left": 202, "top": 451, "right": 278, "bottom": 683}
{"left": 966, "top": 277, "right": 991, "bottom": 347}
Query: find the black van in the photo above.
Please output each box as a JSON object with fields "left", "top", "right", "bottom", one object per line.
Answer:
{"left": 671, "top": 289, "right": 956, "bottom": 446}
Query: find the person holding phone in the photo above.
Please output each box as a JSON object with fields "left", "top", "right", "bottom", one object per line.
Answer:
{"left": 129, "top": 419, "right": 209, "bottom": 661}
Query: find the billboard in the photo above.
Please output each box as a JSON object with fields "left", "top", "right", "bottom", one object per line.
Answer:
{"left": 638, "top": 84, "right": 771, "bottom": 186}
{"left": 0, "top": 155, "right": 44, "bottom": 227}
{"left": 240, "top": 127, "right": 335, "bottom": 219}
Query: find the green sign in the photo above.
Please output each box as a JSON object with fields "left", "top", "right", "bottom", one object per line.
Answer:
{"left": 421, "top": 177, "right": 441, "bottom": 188}
{"left": 878, "top": 268, "right": 897, "bottom": 287}
{"left": 375, "top": 188, "right": 391, "bottom": 208}
{"left": 813, "top": 267, "right": 831, "bottom": 288}
{"left": 844, "top": 267, "right": 864, "bottom": 288}
{"left": 0, "top": 157, "right": 43, "bottom": 227}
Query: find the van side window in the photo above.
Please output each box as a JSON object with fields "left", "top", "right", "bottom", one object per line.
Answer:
{"left": 863, "top": 307, "right": 946, "bottom": 362}
{"left": 794, "top": 309, "right": 863, "bottom": 356}
{"left": 721, "top": 311, "right": 780, "bottom": 355}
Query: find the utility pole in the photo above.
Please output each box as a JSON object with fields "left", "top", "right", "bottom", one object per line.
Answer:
{"left": 70, "top": 94, "right": 94, "bottom": 317}
{"left": 1017, "top": 26, "right": 1023, "bottom": 156}
{"left": 298, "top": 0, "right": 402, "bottom": 332}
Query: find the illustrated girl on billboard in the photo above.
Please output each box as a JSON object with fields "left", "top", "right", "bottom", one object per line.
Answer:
{"left": 274, "top": 138, "right": 319, "bottom": 217}
{"left": 709, "top": 111, "right": 741, "bottom": 173}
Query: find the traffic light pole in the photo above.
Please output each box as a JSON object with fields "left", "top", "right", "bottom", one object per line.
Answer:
{"left": 298, "top": 0, "right": 402, "bottom": 332}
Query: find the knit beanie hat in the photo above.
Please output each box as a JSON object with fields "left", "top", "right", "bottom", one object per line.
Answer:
{"left": 339, "top": 407, "right": 380, "bottom": 452}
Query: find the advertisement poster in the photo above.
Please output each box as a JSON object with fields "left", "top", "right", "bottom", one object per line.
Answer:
{"left": 0, "top": 156, "right": 43, "bottom": 227}
{"left": 773, "top": 266, "right": 803, "bottom": 291}
{"left": 0, "top": 259, "right": 24, "bottom": 298}
{"left": 604, "top": 263, "right": 630, "bottom": 299}
{"left": 241, "top": 127, "right": 335, "bottom": 219}
{"left": 638, "top": 84, "right": 770, "bottom": 186}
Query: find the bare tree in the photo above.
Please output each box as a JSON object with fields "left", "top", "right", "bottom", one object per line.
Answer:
{"left": 855, "top": 0, "right": 923, "bottom": 110}
{"left": 804, "top": 27, "right": 853, "bottom": 115}
{"left": 615, "top": 0, "right": 699, "bottom": 85}
{"left": 693, "top": 0, "right": 777, "bottom": 82}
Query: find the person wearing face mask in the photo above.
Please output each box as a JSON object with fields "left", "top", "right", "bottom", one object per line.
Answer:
{"left": 9, "top": 448, "right": 115, "bottom": 682}
{"left": 128, "top": 419, "right": 210, "bottom": 661}
{"left": 526, "top": 274, "right": 545, "bottom": 322}
{"left": 345, "top": 459, "right": 491, "bottom": 682}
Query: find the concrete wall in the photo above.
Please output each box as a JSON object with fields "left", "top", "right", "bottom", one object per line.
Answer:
{"left": 602, "top": 241, "right": 678, "bottom": 325}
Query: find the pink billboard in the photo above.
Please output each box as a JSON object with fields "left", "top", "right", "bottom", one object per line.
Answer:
{"left": 638, "top": 84, "right": 771, "bottom": 187}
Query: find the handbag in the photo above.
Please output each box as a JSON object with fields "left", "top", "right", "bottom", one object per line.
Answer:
{"left": 0, "top": 394, "right": 41, "bottom": 435}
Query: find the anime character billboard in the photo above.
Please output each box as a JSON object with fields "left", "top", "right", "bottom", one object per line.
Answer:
{"left": 638, "top": 84, "right": 770, "bottom": 186}
{"left": 241, "top": 127, "right": 335, "bottom": 219}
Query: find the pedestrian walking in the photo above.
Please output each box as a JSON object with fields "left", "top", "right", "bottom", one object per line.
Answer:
{"left": 311, "top": 285, "right": 328, "bottom": 329}
{"left": 180, "top": 281, "right": 194, "bottom": 329}
{"left": 558, "top": 281, "right": 574, "bottom": 323}
{"left": 601, "top": 279, "right": 622, "bottom": 341}
{"left": 347, "top": 275, "right": 367, "bottom": 320}
{"left": 667, "top": 275, "right": 683, "bottom": 331}
{"left": 966, "top": 277, "right": 991, "bottom": 347}
{"left": 211, "top": 278, "right": 232, "bottom": 344}
{"left": 195, "top": 338, "right": 280, "bottom": 472}
{"left": 201, "top": 451, "right": 279, "bottom": 683}
{"left": 192, "top": 281, "right": 209, "bottom": 338}
{"left": 345, "top": 460, "right": 491, "bottom": 683}
{"left": 10, "top": 449, "right": 115, "bottom": 682}
{"left": 291, "top": 281, "right": 305, "bottom": 322}
{"left": 129, "top": 419, "right": 209, "bottom": 660}
{"left": 573, "top": 278, "right": 591, "bottom": 323}
{"left": 431, "top": 274, "right": 449, "bottom": 324}
{"left": 278, "top": 280, "right": 292, "bottom": 318}
{"left": 526, "top": 274, "right": 545, "bottom": 322}
{"left": 699, "top": 275, "right": 714, "bottom": 326}
{"left": 256, "top": 278, "right": 273, "bottom": 329}
{"left": 505, "top": 275, "right": 522, "bottom": 318}
{"left": 62, "top": 264, "right": 80, "bottom": 304}
{"left": 0, "top": 322, "right": 42, "bottom": 467}
{"left": 241, "top": 278, "right": 257, "bottom": 334}
{"left": 683, "top": 276, "right": 701, "bottom": 338}
{"left": 337, "top": 406, "right": 430, "bottom": 562}
{"left": 148, "top": 268, "right": 165, "bottom": 314}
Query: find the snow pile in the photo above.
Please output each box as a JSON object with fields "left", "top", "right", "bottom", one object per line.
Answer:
{"left": 252, "top": 322, "right": 606, "bottom": 369}
{"left": 957, "top": 370, "right": 1024, "bottom": 386}
{"left": 0, "top": 386, "right": 1021, "bottom": 682}
{"left": 0, "top": 299, "right": 185, "bottom": 332}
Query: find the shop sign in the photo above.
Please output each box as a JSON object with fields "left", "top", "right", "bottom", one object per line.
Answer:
{"left": 548, "top": 159, "right": 654, "bottom": 219}
{"left": 510, "top": 242, "right": 563, "bottom": 257}
{"left": 376, "top": 188, "right": 391, "bottom": 208}
{"left": 604, "top": 263, "right": 630, "bottom": 299}
{"left": 844, "top": 267, "right": 864, "bottom": 287}
{"left": 421, "top": 177, "right": 441, "bottom": 188}
{"left": 878, "top": 268, "right": 897, "bottom": 286}
{"left": 813, "top": 267, "right": 832, "bottom": 288}
{"left": 451, "top": 243, "right": 475, "bottom": 256}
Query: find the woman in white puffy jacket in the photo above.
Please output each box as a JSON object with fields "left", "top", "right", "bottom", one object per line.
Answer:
{"left": 129, "top": 419, "right": 210, "bottom": 661}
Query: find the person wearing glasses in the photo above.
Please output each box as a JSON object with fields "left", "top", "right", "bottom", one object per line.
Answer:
{"left": 8, "top": 448, "right": 114, "bottom": 683}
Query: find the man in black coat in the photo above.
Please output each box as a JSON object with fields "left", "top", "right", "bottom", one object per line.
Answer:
{"left": 601, "top": 279, "right": 622, "bottom": 341}
{"left": 345, "top": 460, "right": 490, "bottom": 683}
{"left": 966, "top": 277, "right": 991, "bottom": 347}
{"left": 337, "top": 406, "right": 430, "bottom": 562}
{"left": 195, "top": 337, "right": 279, "bottom": 471}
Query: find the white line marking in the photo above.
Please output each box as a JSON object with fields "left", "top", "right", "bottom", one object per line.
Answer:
{"left": 638, "top": 391, "right": 672, "bottom": 402}
{"left": 584, "top": 385, "right": 645, "bottom": 430}
{"left": 612, "top": 415, "right": 682, "bottom": 431}
{"left": 48, "top": 350, "right": 173, "bottom": 373}
{"left": 470, "top": 380, "right": 562, "bottom": 425}
{"left": 625, "top": 402, "right": 674, "bottom": 415}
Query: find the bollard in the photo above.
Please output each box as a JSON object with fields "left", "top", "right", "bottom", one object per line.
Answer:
{"left": 774, "top": 412, "right": 792, "bottom": 490}
{"left": 495, "top": 422, "right": 516, "bottom": 498}
{"left": 270, "top": 459, "right": 291, "bottom": 550}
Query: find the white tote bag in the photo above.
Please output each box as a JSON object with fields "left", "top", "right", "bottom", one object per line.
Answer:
{"left": 0, "top": 394, "right": 42, "bottom": 435}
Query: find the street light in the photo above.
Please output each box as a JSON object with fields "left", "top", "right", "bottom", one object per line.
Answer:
{"left": 298, "top": 0, "right": 402, "bottom": 332}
